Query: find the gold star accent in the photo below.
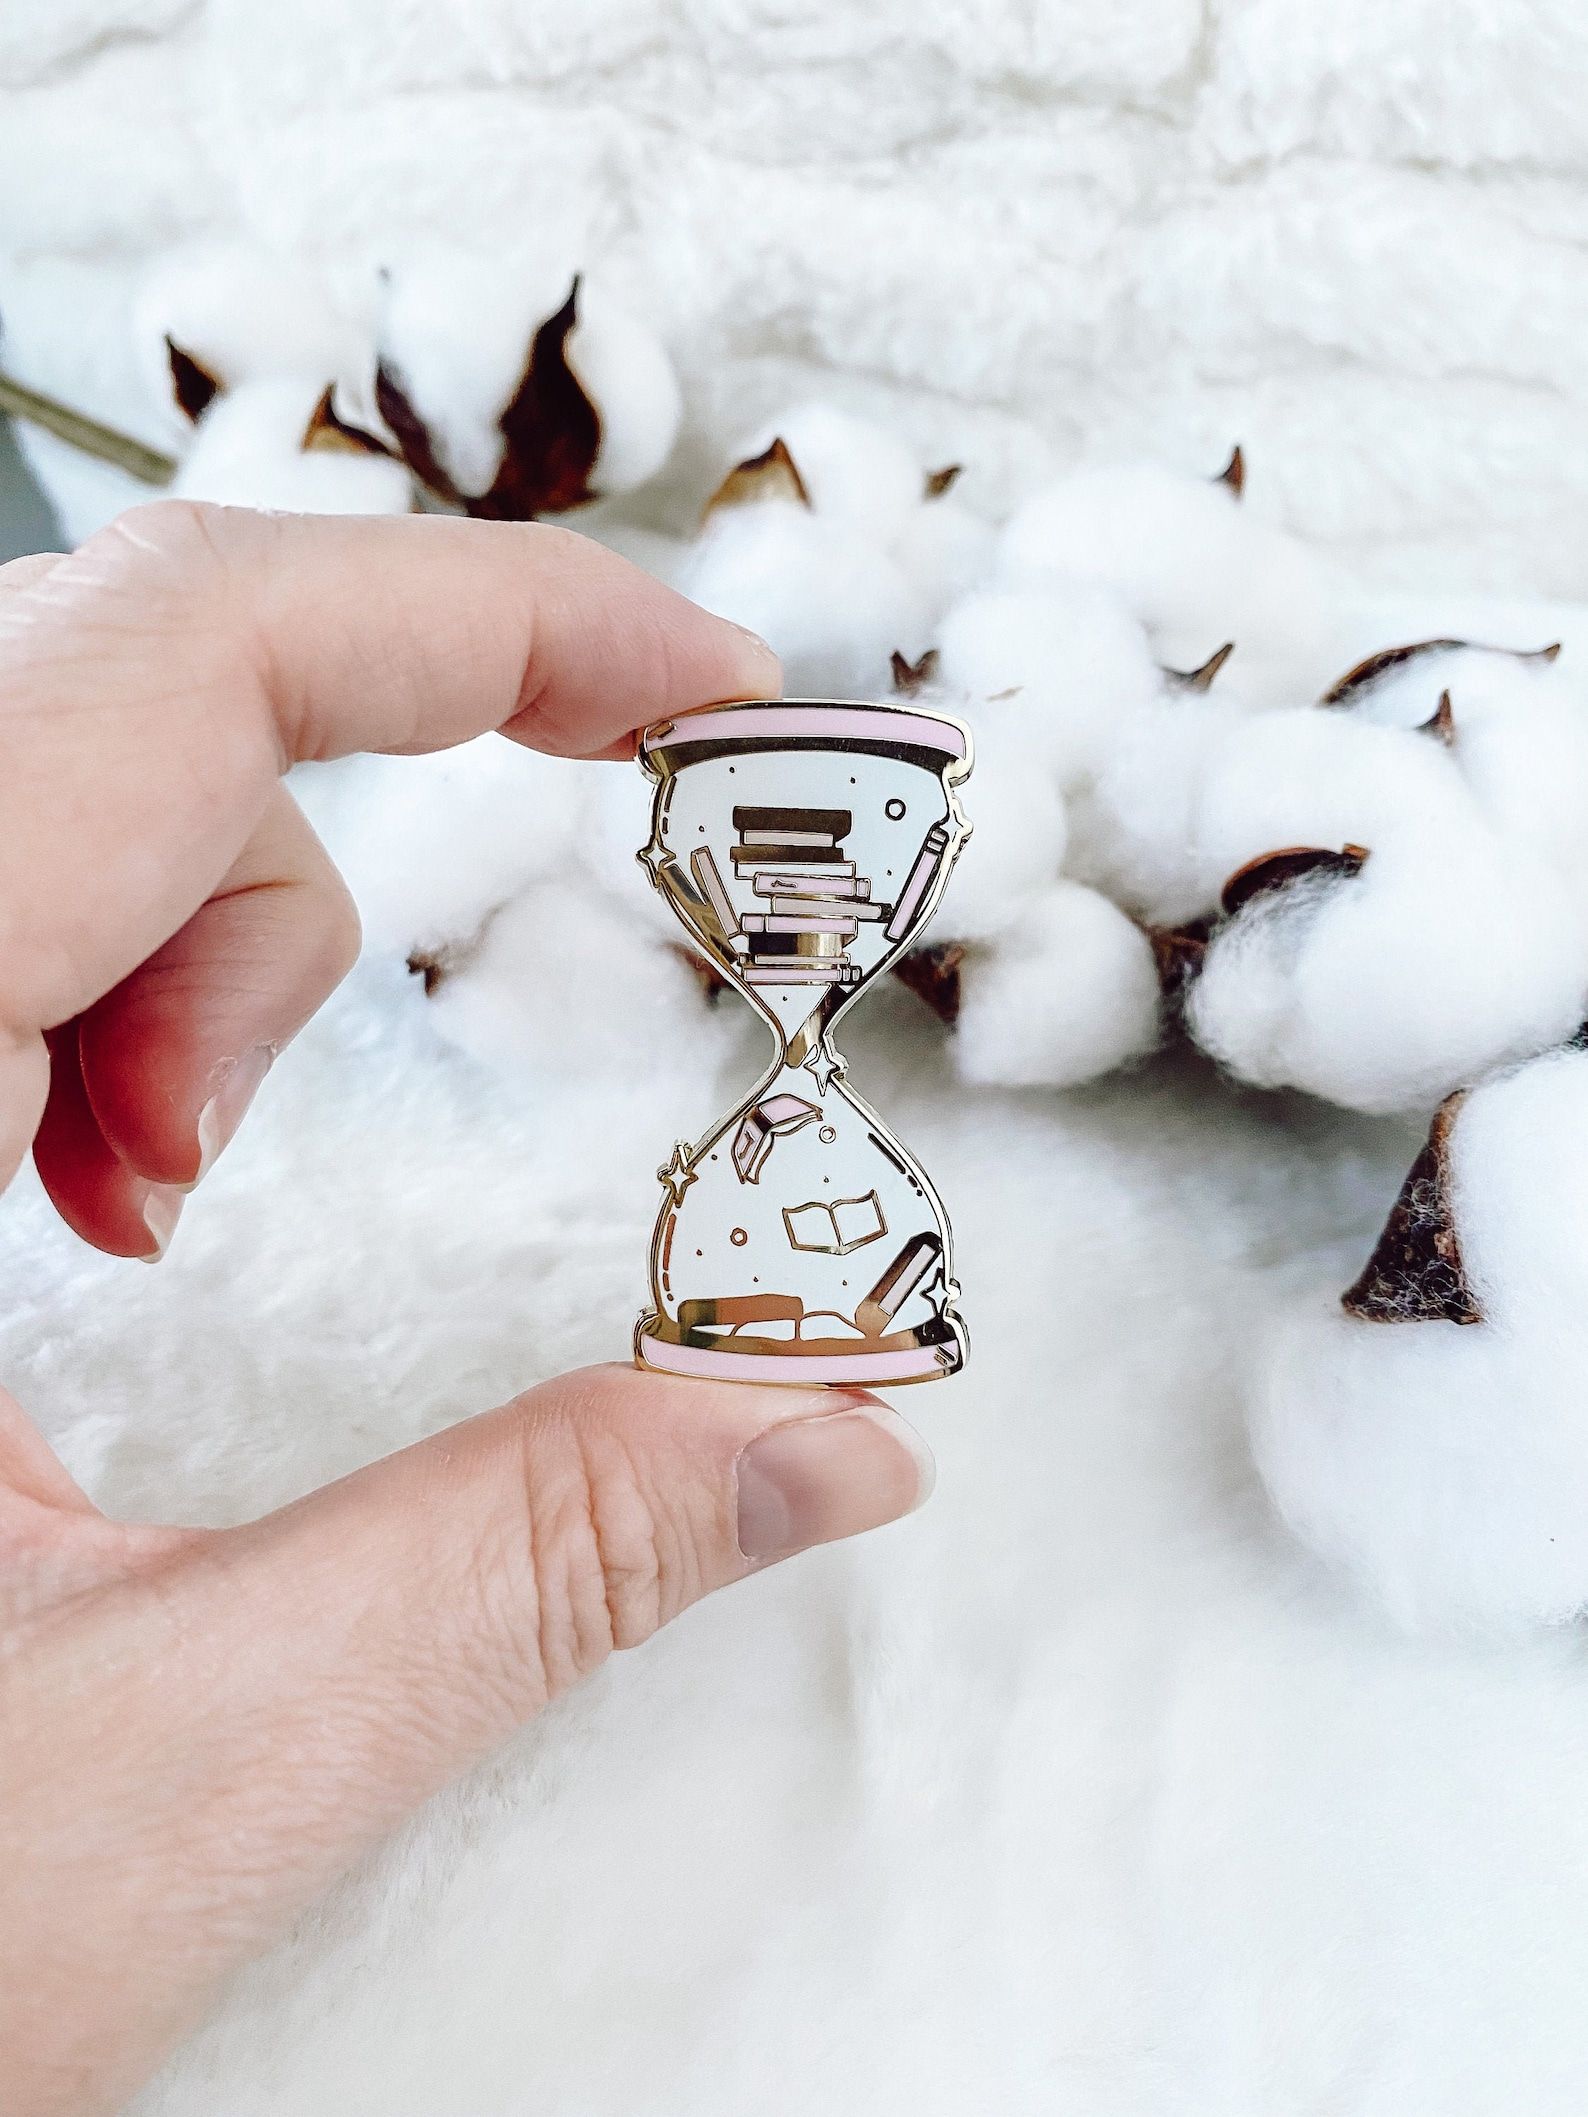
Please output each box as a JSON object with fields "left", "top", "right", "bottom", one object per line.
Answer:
{"left": 803, "top": 1044, "right": 846, "bottom": 1095}
{"left": 638, "top": 840, "right": 672, "bottom": 887}
{"left": 657, "top": 1142, "right": 698, "bottom": 1205}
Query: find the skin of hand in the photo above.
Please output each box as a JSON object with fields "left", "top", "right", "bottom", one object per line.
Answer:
{"left": 0, "top": 504, "right": 932, "bottom": 2117}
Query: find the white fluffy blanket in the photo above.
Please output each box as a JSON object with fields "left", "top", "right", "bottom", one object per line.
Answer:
{"left": 7, "top": 6, "right": 1588, "bottom": 2112}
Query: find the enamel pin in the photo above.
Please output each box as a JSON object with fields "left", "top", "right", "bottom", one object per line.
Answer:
{"left": 634, "top": 698, "right": 973, "bottom": 1386}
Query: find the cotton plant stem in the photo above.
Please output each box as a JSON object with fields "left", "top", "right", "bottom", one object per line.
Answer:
{"left": 0, "top": 372, "right": 175, "bottom": 487}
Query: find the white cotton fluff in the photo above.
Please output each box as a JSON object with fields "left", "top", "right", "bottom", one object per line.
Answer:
{"left": 677, "top": 495, "right": 932, "bottom": 699}
{"left": 1192, "top": 709, "right": 1471, "bottom": 888}
{"left": 677, "top": 404, "right": 992, "bottom": 694}
{"left": 998, "top": 461, "right": 1352, "bottom": 710}
{"left": 1187, "top": 827, "right": 1588, "bottom": 1114}
{"left": 561, "top": 280, "right": 685, "bottom": 496}
{"left": 1326, "top": 645, "right": 1588, "bottom": 892}
{"left": 134, "top": 241, "right": 411, "bottom": 513}
{"left": 734, "top": 403, "right": 989, "bottom": 601}
{"left": 927, "top": 705, "right": 1068, "bottom": 945}
{"left": 1065, "top": 696, "right": 1243, "bottom": 927}
{"left": 1351, "top": 584, "right": 1588, "bottom": 681}
{"left": 933, "top": 580, "right": 1164, "bottom": 788}
{"left": 134, "top": 241, "right": 370, "bottom": 439}
{"left": 422, "top": 878, "right": 735, "bottom": 1084}
{"left": 293, "top": 740, "right": 589, "bottom": 960}
{"left": 1439, "top": 675, "right": 1588, "bottom": 895}
{"left": 951, "top": 881, "right": 1161, "bottom": 1090}
{"left": 1076, "top": 704, "right": 1474, "bottom": 932}
{"left": 375, "top": 249, "right": 681, "bottom": 502}
{"left": 166, "top": 377, "right": 414, "bottom": 513}
{"left": 297, "top": 747, "right": 721, "bottom": 1082}
{"left": 1251, "top": 1046, "right": 1588, "bottom": 1632}
{"left": 581, "top": 762, "right": 682, "bottom": 943}
{"left": 889, "top": 485, "right": 994, "bottom": 611}
{"left": 743, "top": 401, "right": 924, "bottom": 537}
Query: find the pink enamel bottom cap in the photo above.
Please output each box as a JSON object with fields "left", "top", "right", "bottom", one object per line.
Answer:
{"left": 635, "top": 1332, "right": 952, "bottom": 1387}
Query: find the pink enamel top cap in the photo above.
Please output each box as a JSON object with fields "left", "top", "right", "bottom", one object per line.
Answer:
{"left": 641, "top": 698, "right": 970, "bottom": 765}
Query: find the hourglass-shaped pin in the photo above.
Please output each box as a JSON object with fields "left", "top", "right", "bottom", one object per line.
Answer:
{"left": 634, "top": 699, "right": 972, "bottom": 1386}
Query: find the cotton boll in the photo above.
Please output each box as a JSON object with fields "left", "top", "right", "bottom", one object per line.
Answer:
{"left": 1353, "top": 584, "right": 1588, "bottom": 677}
{"left": 998, "top": 462, "right": 1350, "bottom": 709}
{"left": 132, "top": 244, "right": 403, "bottom": 513}
{"left": 581, "top": 764, "right": 681, "bottom": 943}
{"left": 1251, "top": 1293, "right": 1588, "bottom": 1634}
{"left": 729, "top": 404, "right": 992, "bottom": 618}
{"left": 1076, "top": 705, "right": 1469, "bottom": 936}
{"left": 1326, "top": 645, "right": 1588, "bottom": 889}
{"left": 677, "top": 498, "right": 930, "bottom": 698}
{"left": 932, "top": 707, "right": 1068, "bottom": 944}
{"left": 1192, "top": 709, "right": 1472, "bottom": 894}
{"left": 376, "top": 250, "right": 679, "bottom": 506}
{"left": 135, "top": 242, "right": 368, "bottom": 439}
{"left": 1065, "top": 696, "right": 1244, "bottom": 926}
{"left": 1322, "top": 639, "right": 1531, "bottom": 728}
{"left": 168, "top": 378, "right": 413, "bottom": 513}
{"left": 934, "top": 582, "right": 1163, "bottom": 788}
{"left": 300, "top": 740, "right": 586, "bottom": 961}
{"left": 951, "top": 881, "right": 1161, "bottom": 1089}
{"left": 890, "top": 492, "right": 993, "bottom": 612}
{"left": 1432, "top": 669, "right": 1588, "bottom": 892}
{"left": 564, "top": 278, "right": 683, "bottom": 496}
{"left": 1069, "top": 673, "right": 1450, "bottom": 932}
{"left": 739, "top": 401, "right": 923, "bottom": 538}
{"left": 1187, "top": 832, "right": 1588, "bottom": 1114}
{"left": 1000, "top": 463, "right": 1236, "bottom": 619}
{"left": 376, "top": 248, "right": 552, "bottom": 495}
{"left": 1251, "top": 1048, "right": 1588, "bottom": 1631}
{"left": 423, "top": 878, "right": 733, "bottom": 1086}
{"left": 1453, "top": 1047, "right": 1588, "bottom": 1333}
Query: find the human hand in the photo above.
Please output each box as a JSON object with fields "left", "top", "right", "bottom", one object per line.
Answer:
{"left": 0, "top": 505, "right": 932, "bottom": 2117}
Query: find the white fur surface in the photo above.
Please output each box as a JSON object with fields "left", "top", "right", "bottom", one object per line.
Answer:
{"left": 10, "top": 5, "right": 1588, "bottom": 2112}
{"left": 11, "top": 0, "right": 1588, "bottom": 593}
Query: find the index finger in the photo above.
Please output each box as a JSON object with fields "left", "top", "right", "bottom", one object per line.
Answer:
{"left": 0, "top": 502, "right": 778, "bottom": 1043}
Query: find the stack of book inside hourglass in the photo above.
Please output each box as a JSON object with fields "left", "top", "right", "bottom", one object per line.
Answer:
{"left": 689, "top": 805, "right": 888, "bottom": 986}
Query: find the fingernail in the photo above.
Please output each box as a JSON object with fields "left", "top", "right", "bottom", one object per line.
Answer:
{"left": 139, "top": 1184, "right": 185, "bottom": 1262}
{"left": 192, "top": 1043, "right": 274, "bottom": 1186}
{"left": 725, "top": 624, "right": 782, "bottom": 699}
{"left": 736, "top": 1401, "right": 935, "bottom": 1562}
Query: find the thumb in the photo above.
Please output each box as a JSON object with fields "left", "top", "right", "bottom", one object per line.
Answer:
{"left": 0, "top": 1367, "right": 932, "bottom": 2113}
{"left": 159, "top": 1370, "right": 934, "bottom": 1885}
{"left": 227, "top": 1363, "right": 932, "bottom": 1757}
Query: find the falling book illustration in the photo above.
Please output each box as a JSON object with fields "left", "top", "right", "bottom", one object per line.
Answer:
{"left": 732, "top": 1094, "right": 820, "bottom": 1184}
{"left": 633, "top": 699, "right": 973, "bottom": 1385}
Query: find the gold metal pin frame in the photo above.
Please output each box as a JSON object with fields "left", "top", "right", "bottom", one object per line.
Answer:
{"left": 633, "top": 698, "right": 972, "bottom": 1387}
